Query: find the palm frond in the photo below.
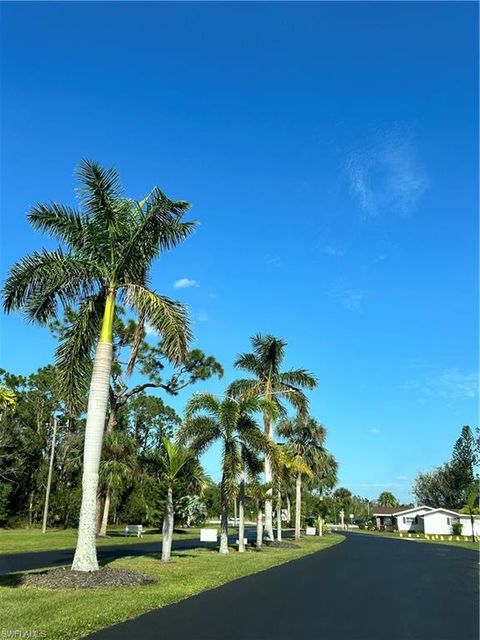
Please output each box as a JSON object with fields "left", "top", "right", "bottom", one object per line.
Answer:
{"left": 3, "top": 249, "right": 99, "bottom": 323}
{"left": 76, "top": 159, "right": 123, "bottom": 230}
{"left": 278, "top": 368, "right": 317, "bottom": 390}
{"left": 178, "top": 416, "right": 219, "bottom": 454}
{"left": 28, "top": 203, "right": 89, "bottom": 253}
{"left": 55, "top": 292, "right": 106, "bottom": 416}
{"left": 124, "top": 284, "right": 192, "bottom": 366}
{"left": 118, "top": 188, "right": 196, "bottom": 281}
{"left": 184, "top": 393, "right": 222, "bottom": 420}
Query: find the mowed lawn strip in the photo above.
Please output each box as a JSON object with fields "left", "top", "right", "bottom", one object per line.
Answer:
{"left": 0, "top": 526, "right": 228, "bottom": 555}
{"left": 347, "top": 528, "right": 478, "bottom": 551}
{"left": 1, "top": 534, "right": 344, "bottom": 640}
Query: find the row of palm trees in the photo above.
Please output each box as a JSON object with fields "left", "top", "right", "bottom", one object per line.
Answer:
{"left": 3, "top": 160, "right": 336, "bottom": 571}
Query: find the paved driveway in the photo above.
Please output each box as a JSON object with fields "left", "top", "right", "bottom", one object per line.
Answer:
{"left": 86, "top": 532, "right": 478, "bottom": 640}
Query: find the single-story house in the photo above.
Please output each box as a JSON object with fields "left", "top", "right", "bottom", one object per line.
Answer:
{"left": 373, "top": 505, "right": 433, "bottom": 532}
{"left": 372, "top": 505, "right": 480, "bottom": 536}
{"left": 422, "top": 508, "right": 480, "bottom": 537}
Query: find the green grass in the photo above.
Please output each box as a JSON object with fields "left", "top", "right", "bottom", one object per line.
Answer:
{"left": 348, "top": 528, "right": 479, "bottom": 551}
{"left": 0, "top": 534, "right": 343, "bottom": 640}
{"left": 0, "top": 526, "right": 215, "bottom": 555}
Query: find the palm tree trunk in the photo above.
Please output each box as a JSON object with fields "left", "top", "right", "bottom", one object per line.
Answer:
{"left": 219, "top": 475, "right": 229, "bottom": 554}
{"left": 256, "top": 504, "right": 263, "bottom": 548}
{"left": 295, "top": 472, "right": 302, "bottom": 540}
{"left": 276, "top": 488, "right": 282, "bottom": 541}
{"left": 238, "top": 475, "right": 245, "bottom": 552}
{"left": 263, "top": 413, "right": 274, "bottom": 540}
{"left": 318, "top": 515, "right": 323, "bottom": 537}
{"left": 95, "top": 492, "right": 102, "bottom": 534}
{"left": 286, "top": 493, "right": 291, "bottom": 525}
{"left": 98, "top": 489, "right": 111, "bottom": 537}
{"left": 72, "top": 292, "right": 115, "bottom": 572}
{"left": 42, "top": 416, "right": 57, "bottom": 534}
{"left": 161, "top": 485, "right": 174, "bottom": 562}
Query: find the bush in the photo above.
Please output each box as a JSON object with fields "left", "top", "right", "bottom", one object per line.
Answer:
{"left": 451, "top": 522, "right": 463, "bottom": 536}
{"left": 0, "top": 482, "right": 12, "bottom": 525}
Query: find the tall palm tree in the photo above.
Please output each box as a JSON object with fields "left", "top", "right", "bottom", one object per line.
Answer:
{"left": 179, "top": 393, "right": 278, "bottom": 554}
{"left": 229, "top": 335, "right": 317, "bottom": 539}
{"left": 274, "top": 446, "right": 312, "bottom": 541}
{"left": 277, "top": 415, "right": 326, "bottom": 540}
{"left": 143, "top": 437, "right": 196, "bottom": 562}
{"left": 3, "top": 160, "right": 194, "bottom": 571}
{"left": 98, "top": 432, "right": 137, "bottom": 537}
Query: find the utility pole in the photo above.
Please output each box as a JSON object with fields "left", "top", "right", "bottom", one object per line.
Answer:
{"left": 42, "top": 415, "right": 58, "bottom": 534}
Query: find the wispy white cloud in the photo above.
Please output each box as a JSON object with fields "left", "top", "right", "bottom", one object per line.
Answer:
{"left": 396, "top": 476, "right": 409, "bottom": 482}
{"left": 401, "top": 367, "right": 478, "bottom": 401}
{"left": 174, "top": 278, "right": 198, "bottom": 289}
{"left": 329, "top": 279, "right": 364, "bottom": 312}
{"left": 370, "top": 428, "right": 381, "bottom": 434}
{"left": 197, "top": 311, "right": 209, "bottom": 322}
{"left": 346, "top": 126, "right": 428, "bottom": 218}
{"left": 320, "top": 245, "right": 345, "bottom": 258}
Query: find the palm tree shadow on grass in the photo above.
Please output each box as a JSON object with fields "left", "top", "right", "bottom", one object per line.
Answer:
{"left": 0, "top": 572, "right": 23, "bottom": 588}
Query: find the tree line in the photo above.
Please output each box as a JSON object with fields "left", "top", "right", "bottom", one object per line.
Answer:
{"left": 1, "top": 161, "right": 338, "bottom": 568}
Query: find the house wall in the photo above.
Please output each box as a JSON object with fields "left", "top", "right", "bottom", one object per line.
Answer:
{"left": 396, "top": 508, "right": 431, "bottom": 532}
{"left": 423, "top": 512, "right": 456, "bottom": 535}
{"left": 422, "top": 512, "right": 480, "bottom": 536}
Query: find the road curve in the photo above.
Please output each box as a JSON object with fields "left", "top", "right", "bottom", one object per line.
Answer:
{"left": 86, "top": 531, "right": 478, "bottom": 640}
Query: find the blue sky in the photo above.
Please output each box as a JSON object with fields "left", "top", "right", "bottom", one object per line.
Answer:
{"left": 1, "top": 2, "right": 478, "bottom": 503}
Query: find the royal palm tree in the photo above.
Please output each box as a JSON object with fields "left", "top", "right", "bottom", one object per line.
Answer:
{"left": 274, "top": 446, "right": 312, "bottom": 541}
{"left": 98, "top": 432, "right": 137, "bottom": 537}
{"left": 229, "top": 335, "right": 317, "bottom": 540}
{"left": 3, "top": 160, "right": 194, "bottom": 571}
{"left": 143, "top": 437, "right": 196, "bottom": 562}
{"left": 277, "top": 415, "right": 327, "bottom": 539}
{"left": 180, "top": 393, "right": 278, "bottom": 554}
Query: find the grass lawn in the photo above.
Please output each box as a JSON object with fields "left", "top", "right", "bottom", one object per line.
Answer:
{"left": 0, "top": 534, "right": 343, "bottom": 640}
{"left": 348, "top": 528, "right": 479, "bottom": 551}
{"left": 0, "top": 525, "right": 216, "bottom": 555}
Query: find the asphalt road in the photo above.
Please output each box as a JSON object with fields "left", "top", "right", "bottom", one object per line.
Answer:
{"left": 0, "top": 528, "right": 259, "bottom": 575}
{"left": 85, "top": 532, "right": 479, "bottom": 640}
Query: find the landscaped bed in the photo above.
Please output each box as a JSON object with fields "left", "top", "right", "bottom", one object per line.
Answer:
{"left": 1, "top": 534, "right": 343, "bottom": 640}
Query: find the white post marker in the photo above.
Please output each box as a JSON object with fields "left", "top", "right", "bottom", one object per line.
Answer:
{"left": 306, "top": 526, "right": 316, "bottom": 536}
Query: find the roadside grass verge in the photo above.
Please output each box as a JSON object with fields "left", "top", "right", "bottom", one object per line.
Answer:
{"left": 0, "top": 534, "right": 343, "bottom": 640}
{"left": 347, "top": 528, "right": 478, "bottom": 551}
{"left": 0, "top": 526, "right": 225, "bottom": 555}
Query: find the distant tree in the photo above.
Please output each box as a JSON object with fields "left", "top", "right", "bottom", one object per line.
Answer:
{"left": 229, "top": 334, "right": 317, "bottom": 540}
{"left": 143, "top": 438, "right": 196, "bottom": 562}
{"left": 459, "top": 481, "right": 480, "bottom": 542}
{"left": 413, "top": 425, "right": 479, "bottom": 510}
{"left": 377, "top": 491, "right": 399, "bottom": 508}
{"left": 450, "top": 426, "right": 478, "bottom": 503}
{"left": 180, "top": 393, "right": 279, "bottom": 554}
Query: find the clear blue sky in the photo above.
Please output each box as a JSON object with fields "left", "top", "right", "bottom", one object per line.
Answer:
{"left": 1, "top": 2, "right": 478, "bottom": 503}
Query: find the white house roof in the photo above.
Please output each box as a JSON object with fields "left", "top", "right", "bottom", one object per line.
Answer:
{"left": 392, "top": 505, "right": 435, "bottom": 517}
{"left": 422, "top": 508, "right": 471, "bottom": 518}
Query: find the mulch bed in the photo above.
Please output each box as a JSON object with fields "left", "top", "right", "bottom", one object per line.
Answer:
{"left": 264, "top": 540, "right": 300, "bottom": 549}
{"left": 21, "top": 566, "right": 158, "bottom": 590}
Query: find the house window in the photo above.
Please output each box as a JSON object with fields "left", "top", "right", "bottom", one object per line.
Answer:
{"left": 404, "top": 517, "right": 415, "bottom": 524}
{"left": 447, "top": 518, "right": 450, "bottom": 525}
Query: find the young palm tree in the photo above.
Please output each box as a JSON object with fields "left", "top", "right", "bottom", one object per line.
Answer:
{"left": 229, "top": 335, "right": 317, "bottom": 540}
{"left": 180, "top": 393, "right": 278, "bottom": 554}
{"left": 3, "top": 160, "right": 194, "bottom": 571}
{"left": 98, "top": 432, "right": 137, "bottom": 537}
{"left": 277, "top": 415, "right": 327, "bottom": 540}
{"left": 143, "top": 437, "right": 196, "bottom": 562}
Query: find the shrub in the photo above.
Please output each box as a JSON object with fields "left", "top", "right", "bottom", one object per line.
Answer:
{"left": 451, "top": 522, "right": 463, "bottom": 536}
